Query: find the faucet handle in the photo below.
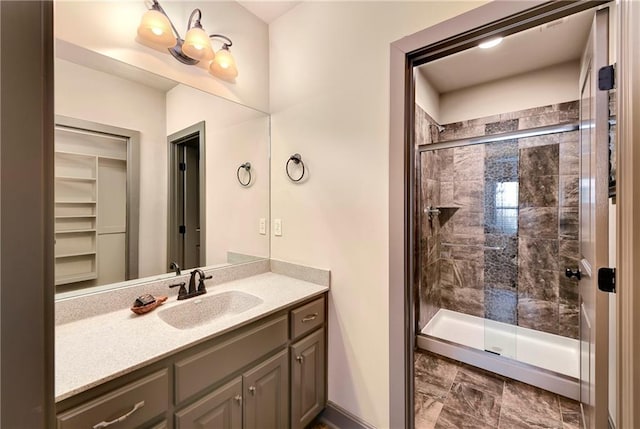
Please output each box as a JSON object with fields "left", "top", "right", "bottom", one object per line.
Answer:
{"left": 197, "top": 275, "right": 212, "bottom": 293}
{"left": 169, "top": 282, "right": 187, "bottom": 299}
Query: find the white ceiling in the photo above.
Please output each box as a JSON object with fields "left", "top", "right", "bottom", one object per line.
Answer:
{"left": 237, "top": 1, "right": 300, "bottom": 24}
{"left": 418, "top": 8, "right": 595, "bottom": 94}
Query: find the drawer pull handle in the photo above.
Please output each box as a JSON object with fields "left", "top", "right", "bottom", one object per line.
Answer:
{"left": 92, "top": 401, "right": 145, "bottom": 429}
{"left": 249, "top": 386, "right": 256, "bottom": 395}
{"left": 301, "top": 313, "right": 319, "bottom": 323}
{"left": 296, "top": 355, "right": 304, "bottom": 364}
{"left": 234, "top": 395, "right": 242, "bottom": 404}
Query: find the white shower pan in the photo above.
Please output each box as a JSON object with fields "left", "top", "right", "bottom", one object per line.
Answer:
{"left": 421, "top": 308, "right": 580, "bottom": 379}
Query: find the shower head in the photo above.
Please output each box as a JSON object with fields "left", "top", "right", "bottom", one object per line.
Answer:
{"left": 436, "top": 124, "right": 445, "bottom": 133}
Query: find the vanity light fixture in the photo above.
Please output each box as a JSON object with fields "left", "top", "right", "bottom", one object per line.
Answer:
{"left": 478, "top": 37, "right": 503, "bottom": 49}
{"left": 136, "top": 0, "right": 238, "bottom": 81}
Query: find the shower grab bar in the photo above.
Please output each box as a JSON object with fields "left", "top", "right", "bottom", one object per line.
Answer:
{"left": 441, "top": 242, "right": 504, "bottom": 251}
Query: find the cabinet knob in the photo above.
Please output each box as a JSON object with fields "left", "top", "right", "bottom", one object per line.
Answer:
{"left": 234, "top": 395, "right": 242, "bottom": 404}
{"left": 296, "top": 355, "right": 304, "bottom": 364}
{"left": 249, "top": 386, "right": 256, "bottom": 395}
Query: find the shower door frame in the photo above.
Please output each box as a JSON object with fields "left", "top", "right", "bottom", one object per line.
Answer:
{"left": 388, "top": 2, "right": 611, "bottom": 428}
{"left": 414, "top": 123, "right": 581, "bottom": 398}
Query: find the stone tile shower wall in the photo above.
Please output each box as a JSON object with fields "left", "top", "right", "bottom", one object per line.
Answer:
{"left": 416, "top": 101, "right": 580, "bottom": 339}
{"left": 415, "top": 105, "right": 442, "bottom": 330}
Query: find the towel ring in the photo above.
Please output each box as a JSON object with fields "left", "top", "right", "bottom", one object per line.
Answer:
{"left": 237, "top": 162, "right": 252, "bottom": 187}
{"left": 286, "top": 153, "right": 305, "bottom": 182}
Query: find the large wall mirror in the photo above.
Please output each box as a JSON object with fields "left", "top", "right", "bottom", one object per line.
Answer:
{"left": 54, "top": 39, "right": 270, "bottom": 297}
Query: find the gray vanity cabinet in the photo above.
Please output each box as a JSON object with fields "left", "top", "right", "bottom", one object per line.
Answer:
{"left": 291, "top": 328, "right": 326, "bottom": 429}
{"left": 56, "top": 293, "right": 328, "bottom": 429}
{"left": 244, "top": 349, "right": 289, "bottom": 429}
{"left": 177, "top": 349, "right": 288, "bottom": 429}
{"left": 175, "top": 377, "right": 243, "bottom": 429}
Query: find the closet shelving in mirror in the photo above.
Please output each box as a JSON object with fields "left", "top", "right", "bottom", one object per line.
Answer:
{"left": 54, "top": 150, "right": 99, "bottom": 286}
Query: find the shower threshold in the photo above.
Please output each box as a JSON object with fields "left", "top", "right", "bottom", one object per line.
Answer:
{"left": 421, "top": 309, "right": 579, "bottom": 378}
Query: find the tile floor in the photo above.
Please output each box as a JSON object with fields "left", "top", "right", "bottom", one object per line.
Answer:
{"left": 415, "top": 350, "right": 582, "bottom": 429}
{"left": 306, "top": 422, "right": 330, "bottom": 429}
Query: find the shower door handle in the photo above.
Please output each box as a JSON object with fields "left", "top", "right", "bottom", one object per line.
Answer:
{"left": 565, "top": 268, "right": 581, "bottom": 281}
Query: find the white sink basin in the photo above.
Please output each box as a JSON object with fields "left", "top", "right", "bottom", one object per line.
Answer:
{"left": 158, "top": 291, "right": 263, "bottom": 330}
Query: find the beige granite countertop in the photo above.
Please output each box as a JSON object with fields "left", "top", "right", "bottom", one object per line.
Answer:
{"left": 55, "top": 272, "right": 328, "bottom": 402}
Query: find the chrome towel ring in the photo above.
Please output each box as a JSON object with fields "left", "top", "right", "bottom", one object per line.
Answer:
{"left": 237, "top": 162, "right": 251, "bottom": 186}
{"left": 286, "top": 153, "right": 305, "bottom": 182}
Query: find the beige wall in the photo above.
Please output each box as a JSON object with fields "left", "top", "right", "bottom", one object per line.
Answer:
{"left": 269, "top": 2, "right": 484, "bottom": 426}
{"left": 166, "top": 85, "right": 270, "bottom": 265}
{"left": 439, "top": 60, "right": 580, "bottom": 124}
{"left": 416, "top": 69, "right": 441, "bottom": 123}
{"left": 54, "top": 0, "right": 270, "bottom": 112}
{"left": 54, "top": 58, "right": 168, "bottom": 278}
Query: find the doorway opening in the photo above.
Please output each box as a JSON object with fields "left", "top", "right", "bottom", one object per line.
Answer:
{"left": 168, "top": 122, "right": 206, "bottom": 271}
{"left": 392, "top": 2, "right": 616, "bottom": 428}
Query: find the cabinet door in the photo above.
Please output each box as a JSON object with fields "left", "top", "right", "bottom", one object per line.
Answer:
{"left": 291, "top": 328, "right": 326, "bottom": 429}
{"left": 175, "top": 377, "right": 242, "bottom": 429}
{"left": 243, "top": 349, "right": 288, "bottom": 429}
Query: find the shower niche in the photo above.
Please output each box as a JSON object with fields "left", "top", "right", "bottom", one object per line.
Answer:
{"left": 415, "top": 101, "right": 581, "bottom": 384}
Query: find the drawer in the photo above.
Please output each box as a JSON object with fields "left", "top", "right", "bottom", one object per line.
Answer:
{"left": 290, "top": 297, "right": 325, "bottom": 340}
{"left": 175, "top": 315, "right": 288, "bottom": 404}
{"left": 57, "top": 370, "right": 168, "bottom": 429}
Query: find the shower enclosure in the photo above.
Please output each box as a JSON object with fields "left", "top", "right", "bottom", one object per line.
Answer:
{"left": 414, "top": 101, "right": 582, "bottom": 396}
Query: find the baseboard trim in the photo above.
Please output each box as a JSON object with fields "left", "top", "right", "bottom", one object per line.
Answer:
{"left": 318, "top": 401, "right": 375, "bottom": 429}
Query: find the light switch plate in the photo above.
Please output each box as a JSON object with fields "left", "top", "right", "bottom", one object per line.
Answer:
{"left": 274, "top": 219, "right": 282, "bottom": 236}
{"left": 259, "top": 218, "right": 266, "bottom": 235}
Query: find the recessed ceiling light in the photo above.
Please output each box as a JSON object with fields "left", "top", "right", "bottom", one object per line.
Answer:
{"left": 479, "top": 37, "right": 503, "bottom": 49}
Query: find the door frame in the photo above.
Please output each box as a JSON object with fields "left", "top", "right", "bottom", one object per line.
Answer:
{"left": 0, "top": 2, "right": 55, "bottom": 426}
{"left": 55, "top": 115, "right": 141, "bottom": 280}
{"left": 577, "top": 8, "right": 610, "bottom": 426}
{"left": 388, "top": 1, "right": 614, "bottom": 428}
{"left": 615, "top": 1, "right": 640, "bottom": 427}
{"left": 167, "top": 121, "right": 206, "bottom": 270}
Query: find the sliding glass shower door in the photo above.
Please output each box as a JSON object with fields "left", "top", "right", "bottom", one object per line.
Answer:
{"left": 416, "top": 115, "right": 582, "bottom": 378}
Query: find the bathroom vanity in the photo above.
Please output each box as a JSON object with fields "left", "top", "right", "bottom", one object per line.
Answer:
{"left": 55, "top": 270, "right": 328, "bottom": 429}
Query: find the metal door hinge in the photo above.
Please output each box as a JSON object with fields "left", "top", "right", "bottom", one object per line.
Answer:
{"left": 179, "top": 225, "right": 186, "bottom": 234}
{"left": 598, "top": 64, "right": 615, "bottom": 91}
{"left": 597, "top": 267, "right": 616, "bottom": 293}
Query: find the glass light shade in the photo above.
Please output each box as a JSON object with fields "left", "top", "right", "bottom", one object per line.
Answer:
{"left": 209, "top": 49, "right": 238, "bottom": 80}
{"left": 182, "top": 26, "right": 215, "bottom": 61}
{"left": 479, "top": 37, "right": 503, "bottom": 49}
{"left": 137, "top": 9, "right": 175, "bottom": 49}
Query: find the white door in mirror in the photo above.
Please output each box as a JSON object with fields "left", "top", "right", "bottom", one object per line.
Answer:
{"left": 274, "top": 219, "right": 282, "bottom": 236}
